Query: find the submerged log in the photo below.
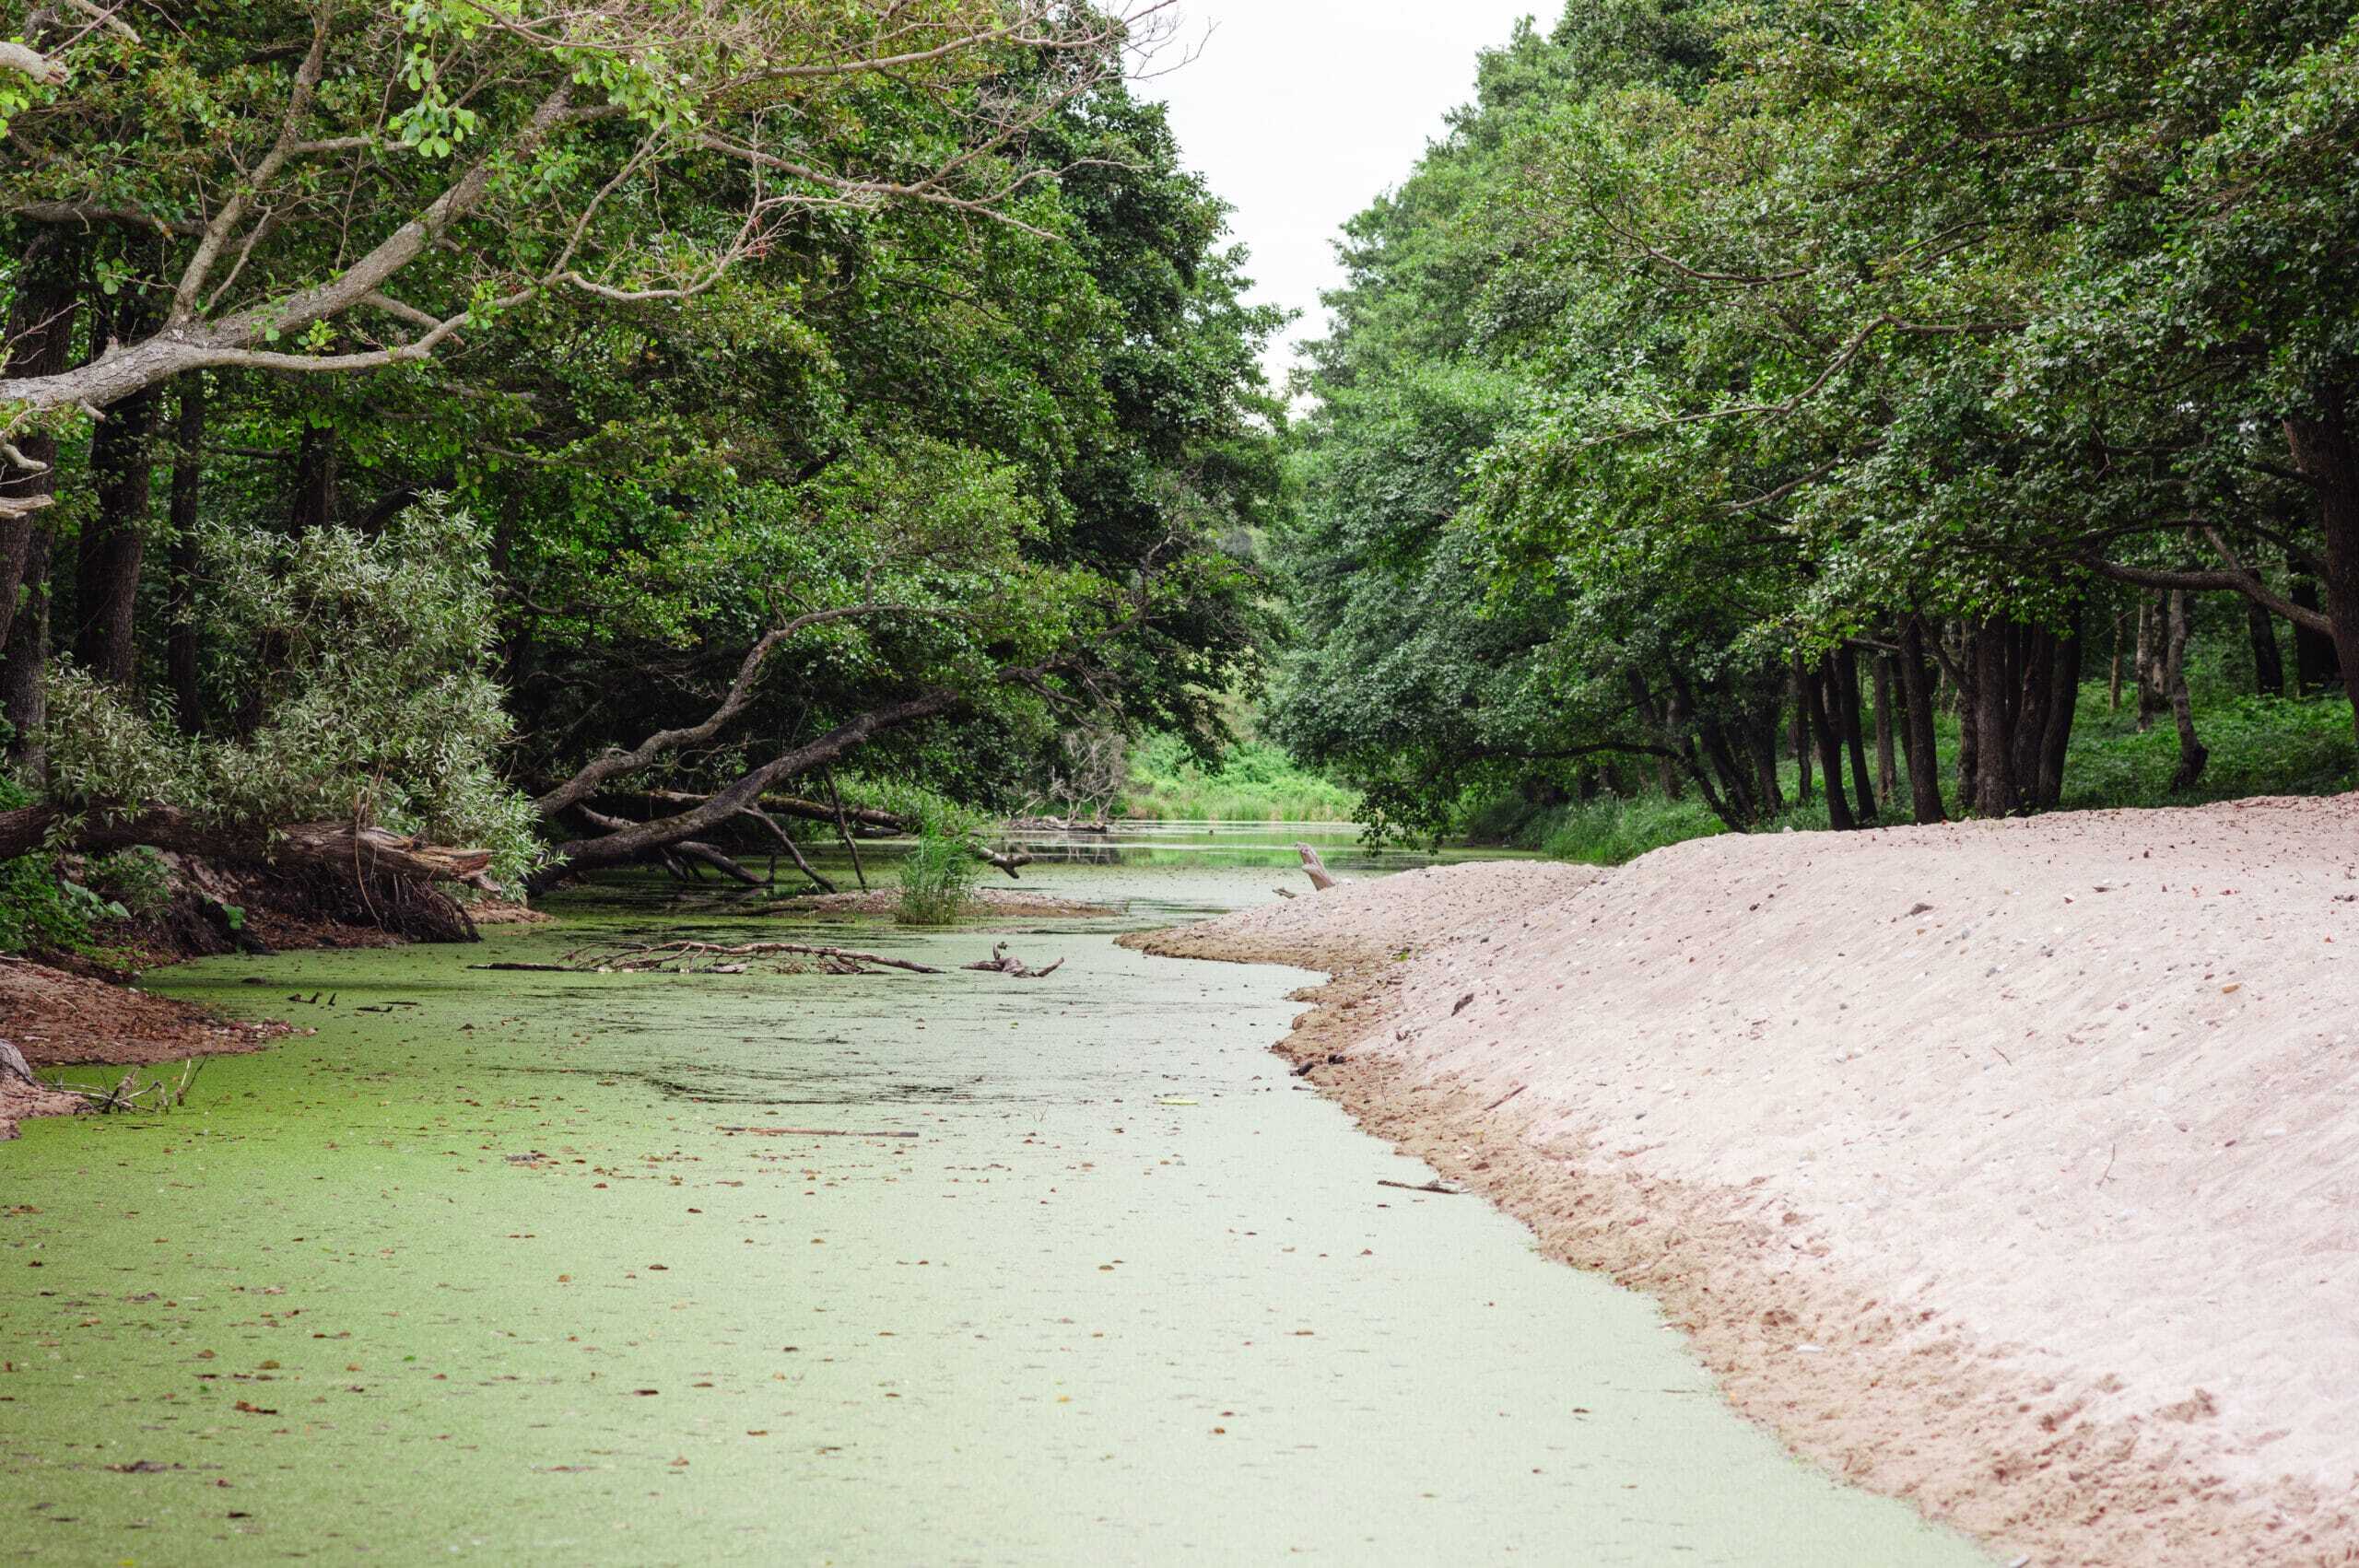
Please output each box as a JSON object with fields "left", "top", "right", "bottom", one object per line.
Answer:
{"left": 478, "top": 939, "right": 943, "bottom": 976}
{"left": 962, "top": 942, "right": 1065, "bottom": 979}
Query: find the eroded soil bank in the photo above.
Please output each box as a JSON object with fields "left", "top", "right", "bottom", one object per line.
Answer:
{"left": 1129, "top": 794, "right": 2359, "bottom": 1567}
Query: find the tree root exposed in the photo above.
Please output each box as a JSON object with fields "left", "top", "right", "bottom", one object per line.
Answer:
{"left": 473, "top": 940, "right": 942, "bottom": 976}
{"left": 962, "top": 942, "right": 1065, "bottom": 978}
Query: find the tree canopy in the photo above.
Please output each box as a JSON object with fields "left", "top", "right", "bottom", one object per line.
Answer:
{"left": 1273, "top": 0, "right": 2359, "bottom": 837}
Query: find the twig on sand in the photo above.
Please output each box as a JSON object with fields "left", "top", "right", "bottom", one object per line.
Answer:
{"left": 1378, "top": 1177, "right": 1462, "bottom": 1196}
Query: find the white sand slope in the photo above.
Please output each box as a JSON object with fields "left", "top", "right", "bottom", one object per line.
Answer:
{"left": 1141, "top": 794, "right": 2359, "bottom": 1566}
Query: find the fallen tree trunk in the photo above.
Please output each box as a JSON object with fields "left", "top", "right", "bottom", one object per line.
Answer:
{"left": 0, "top": 802, "right": 491, "bottom": 883}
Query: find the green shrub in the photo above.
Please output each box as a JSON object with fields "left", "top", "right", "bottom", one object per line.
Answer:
{"left": 895, "top": 826, "right": 981, "bottom": 925}
{"left": 89, "top": 847, "right": 174, "bottom": 919}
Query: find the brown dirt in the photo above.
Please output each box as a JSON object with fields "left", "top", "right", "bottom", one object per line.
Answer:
{"left": 1125, "top": 796, "right": 2359, "bottom": 1568}
{"left": 0, "top": 954, "right": 289, "bottom": 1140}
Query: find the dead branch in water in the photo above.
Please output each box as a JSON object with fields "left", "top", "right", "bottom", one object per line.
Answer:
{"left": 1377, "top": 1177, "right": 1461, "bottom": 1196}
{"left": 473, "top": 940, "right": 942, "bottom": 976}
{"left": 1293, "top": 842, "right": 1337, "bottom": 891}
{"left": 44, "top": 1058, "right": 207, "bottom": 1116}
{"left": 962, "top": 942, "right": 1065, "bottom": 978}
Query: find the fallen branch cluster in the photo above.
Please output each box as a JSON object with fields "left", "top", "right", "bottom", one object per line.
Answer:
{"left": 475, "top": 939, "right": 942, "bottom": 976}
{"left": 42, "top": 1059, "right": 208, "bottom": 1116}
{"left": 962, "top": 942, "right": 1065, "bottom": 978}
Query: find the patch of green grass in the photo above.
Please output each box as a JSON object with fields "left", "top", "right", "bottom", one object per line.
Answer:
{"left": 1120, "top": 733, "right": 1360, "bottom": 823}
{"left": 895, "top": 827, "right": 981, "bottom": 926}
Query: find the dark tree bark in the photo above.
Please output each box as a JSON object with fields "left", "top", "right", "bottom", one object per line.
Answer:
{"left": 2246, "top": 600, "right": 2286, "bottom": 697}
{"left": 1745, "top": 701, "right": 1785, "bottom": 817}
{"left": 1897, "top": 617, "right": 1947, "bottom": 825}
{"left": 2133, "top": 598, "right": 2166, "bottom": 733}
{"left": 1969, "top": 623, "right": 2020, "bottom": 817}
{"left": 2163, "top": 591, "right": 2208, "bottom": 790}
{"left": 1835, "top": 646, "right": 1878, "bottom": 825}
{"left": 167, "top": 375, "right": 207, "bottom": 732}
{"left": 1788, "top": 654, "right": 1813, "bottom": 803}
{"left": 2284, "top": 401, "right": 2359, "bottom": 743}
{"left": 2033, "top": 615, "right": 2082, "bottom": 810}
{"left": 76, "top": 289, "right": 164, "bottom": 685}
{"left": 288, "top": 423, "right": 339, "bottom": 531}
{"left": 1798, "top": 657, "right": 1857, "bottom": 830}
{"left": 1872, "top": 652, "right": 1898, "bottom": 806}
{"left": 2290, "top": 577, "right": 2341, "bottom": 695}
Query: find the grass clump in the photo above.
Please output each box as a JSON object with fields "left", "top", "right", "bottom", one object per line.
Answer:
{"left": 895, "top": 821, "right": 983, "bottom": 926}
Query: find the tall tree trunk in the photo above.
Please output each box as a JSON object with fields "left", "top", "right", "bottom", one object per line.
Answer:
{"left": 2164, "top": 591, "right": 2208, "bottom": 790}
{"left": 2290, "top": 577, "right": 2340, "bottom": 694}
{"left": 1746, "top": 700, "right": 1785, "bottom": 817}
{"left": 1897, "top": 617, "right": 1947, "bottom": 825}
{"left": 167, "top": 374, "right": 207, "bottom": 733}
{"left": 0, "top": 239, "right": 78, "bottom": 674}
{"left": 1788, "top": 653, "right": 1813, "bottom": 803}
{"left": 2245, "top": 600, "right": 2286, "bottom": 697}
{"left": 1872, "top": 652, "right": 1898, "bottom": 805}
{"left": 1797, "top": 657, "right": 1856, "bottom": 830}
{"left": 2108, "top": 608, "right": 2125, "bottom": 710}
{"left": 2034, "top": 615, "right": 2082, "bottom": 810}
{"left": 2133, "top": 598, "right": 2165, "bottom": 732}
{"left": 1835, "top": 646, "right": 1878, "bottom": 825}
{"left": 76, "top": 291, "right": 163, "bottom": 685}
{"left": 1970, "top": 622, "right": 2020, "bottom": 817}
{"left": 1953, "top": 621, "right": 1978, "bottom": 803}
{"left": 2284, "top": 402, "right": 2359, "bottom": 744}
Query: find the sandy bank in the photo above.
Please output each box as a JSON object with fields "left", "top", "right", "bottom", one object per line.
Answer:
{"left": 1130, "top": 795, "right": 2359, "bottom": 1567}
{"left": 0, "top": 955, "right": 289, "bottom": 1139}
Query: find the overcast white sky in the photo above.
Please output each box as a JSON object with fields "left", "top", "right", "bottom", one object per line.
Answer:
{"left": 1138, "top": 2, "right": 1548, "bottom": 388}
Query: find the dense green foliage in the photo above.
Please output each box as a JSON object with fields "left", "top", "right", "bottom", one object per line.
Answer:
{"left": 1273, "top": 0, "right": 2359, "bottom": 841}
{"left": 1117, "top": 732, "right": 1357, "bottom": 823}
{"left": 1, "top": 3, "right": 1285, "bottom": 928}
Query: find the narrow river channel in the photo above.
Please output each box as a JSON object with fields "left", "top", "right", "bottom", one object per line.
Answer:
{"left": 2, "top": 831, "right": 1987, "bottom": 1564}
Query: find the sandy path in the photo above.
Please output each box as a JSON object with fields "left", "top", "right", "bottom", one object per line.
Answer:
{"left": 1132, "top": 795, "right": 2359, "bottom": 1567}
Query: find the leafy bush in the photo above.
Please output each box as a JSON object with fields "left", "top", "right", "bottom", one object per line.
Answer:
{"left": 40, "top": 498, "right": 545, "bottom": 886}
{"left": 88, "top": 847, "right": 173, "bottom": 919}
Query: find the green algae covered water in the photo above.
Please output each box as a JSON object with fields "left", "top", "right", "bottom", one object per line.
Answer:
{"left": 1, "top": 843, "right": 1989, "bottom": 1565}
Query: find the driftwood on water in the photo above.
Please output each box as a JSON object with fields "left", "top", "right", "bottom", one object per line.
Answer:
{"left": 962, "top": 942, "right": 1065, "bottom": 978}
{"left": 473, "top": 940, "right": 942, "bottom": 976}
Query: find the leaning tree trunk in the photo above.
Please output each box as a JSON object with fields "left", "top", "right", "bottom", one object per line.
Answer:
{"left": 1798, "top": 657, "right": 1857, "bottom": 830}
{"left": 2285, "top": 401, "right": 2359, "bottom": 745}
{"left": 1836, "top": 646, "right": 1878, "bottom": 825}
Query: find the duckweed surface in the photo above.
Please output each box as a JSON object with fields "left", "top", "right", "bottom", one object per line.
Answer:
{"left": 1, "top": 858, "right": 1988, "bottom": 1564}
